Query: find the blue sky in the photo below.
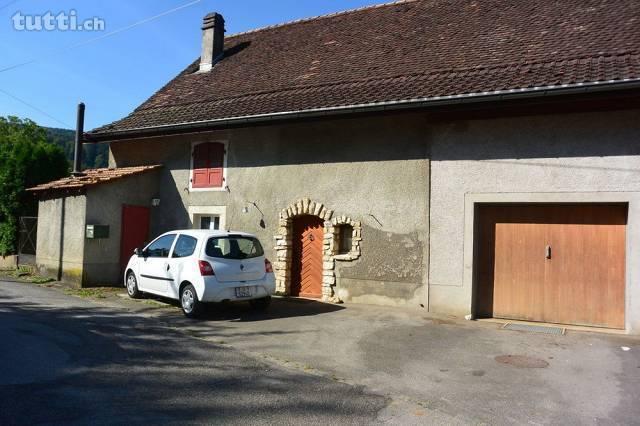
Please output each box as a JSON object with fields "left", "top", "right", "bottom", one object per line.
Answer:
{"left": 0, "top": 0, "right": 383, "bottom": 130}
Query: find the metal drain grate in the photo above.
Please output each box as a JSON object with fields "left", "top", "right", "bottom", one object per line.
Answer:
{"left": 502, "top": 322, "right": 565, "bottom": 335}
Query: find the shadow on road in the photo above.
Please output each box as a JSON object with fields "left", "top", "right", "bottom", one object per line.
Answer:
{"left": 142, "top": 294, "right": 346, "bottom": 322}
{"left": 0, "top": 296, "right": 384, "bottom": 425}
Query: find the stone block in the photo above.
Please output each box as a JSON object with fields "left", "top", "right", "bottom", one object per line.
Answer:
{"left": 323, "top": 261, "right": 334, "bottom": 270}
{"left": 314, "top": 203, "right": 323, "bottom": 216}
{"left": 323, "top": 276, "right": 336, "bottom": 285}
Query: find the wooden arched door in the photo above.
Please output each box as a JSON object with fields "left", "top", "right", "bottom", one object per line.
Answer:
{"left": 291, "top": 215, "right": 324, "bottom": 298}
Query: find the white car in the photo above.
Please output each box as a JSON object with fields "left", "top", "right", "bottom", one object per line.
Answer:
{"left": 123, "top": 230, "right": 276, "bottom": 318}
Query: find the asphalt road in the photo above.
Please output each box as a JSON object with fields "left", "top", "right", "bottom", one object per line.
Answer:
{"left": 0, "top": 281, "right": 389, "bottom": 425}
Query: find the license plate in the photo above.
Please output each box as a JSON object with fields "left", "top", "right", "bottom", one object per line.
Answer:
{"left": 235, "top": 287, "right": 252, "bottom": 298}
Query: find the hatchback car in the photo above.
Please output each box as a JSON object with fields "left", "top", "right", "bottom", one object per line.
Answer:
{"left": 124, "top": 230, "right": 275, "bottom": 318}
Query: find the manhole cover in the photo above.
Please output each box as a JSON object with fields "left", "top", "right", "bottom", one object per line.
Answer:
{"left": 495, "top": 355, "right": 549, "bottom": 368}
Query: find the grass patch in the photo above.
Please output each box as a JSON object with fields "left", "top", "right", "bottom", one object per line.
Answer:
{"left": 0, "top": 267, "right": 54, "bottom": 284}
{"left": 142, "top": 299, "right": 168, "bottom": 308}
{"left": 63, "top": 287, "right": 121, "bottom": 299}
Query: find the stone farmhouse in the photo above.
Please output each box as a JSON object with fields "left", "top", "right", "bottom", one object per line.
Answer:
{"left": 29, "top": 0, "right": 640, "bottom": 332}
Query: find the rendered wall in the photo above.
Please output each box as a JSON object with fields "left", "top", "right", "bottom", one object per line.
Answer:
{"left": 428, "top": 108, "right": 640, "bottom": 332}
{"left": 83, "top": 170, "right": 161, "bottom": 286}
{"left": 35, "top": 195, "right": 87, "bottom": 284}
{"left": 110, "top": 114, "right": 431, "bottom": 307}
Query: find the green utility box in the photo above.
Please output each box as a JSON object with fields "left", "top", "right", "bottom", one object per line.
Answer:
{"left": 85, "top": 224, "right": 110, "bottom": 239}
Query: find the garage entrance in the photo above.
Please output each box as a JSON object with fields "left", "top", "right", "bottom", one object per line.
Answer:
{"left": 475, "top": 204, "right": 626, "bottom": 329}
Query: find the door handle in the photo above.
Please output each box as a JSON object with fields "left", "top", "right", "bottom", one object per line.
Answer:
{"left": 308, "top": 234, "right": 315, "bottom": 242}
{"left": 166, "top": 263, "right": 170, "bottom": 271}
{"left": 545, "top": 245, "right": 551, "bottom": 260}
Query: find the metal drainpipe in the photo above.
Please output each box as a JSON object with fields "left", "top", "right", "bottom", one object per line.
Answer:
{"left": 72, "top": 102, "right": 85, "bottom": 176}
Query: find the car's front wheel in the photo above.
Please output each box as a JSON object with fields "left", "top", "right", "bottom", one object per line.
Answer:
{"left": 180, "top": 283, "right": 204, "bottom": 318}
{"left": 125, "top": 271, "right": 142, "bottom": 299}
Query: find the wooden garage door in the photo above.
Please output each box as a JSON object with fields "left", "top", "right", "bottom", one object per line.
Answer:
{"left": 476, "top": 204, "right": 626, "bottom": 329}
{"left": 290, "top": 215, "right": 324, "bottom": 298}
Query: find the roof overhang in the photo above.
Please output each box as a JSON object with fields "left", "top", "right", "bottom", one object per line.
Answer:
{"left": 87, "top": 79, "right": 640, "bottom": 143}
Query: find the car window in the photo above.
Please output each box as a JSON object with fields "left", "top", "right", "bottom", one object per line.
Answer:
{"left": 145, "top": 234, "right": 176, "bottom": 258}
{"left": 205, "top": 236, "right": 264, "bottom": 260}
{"left": 172, "top": 235, "right": 198, "bottom": 258}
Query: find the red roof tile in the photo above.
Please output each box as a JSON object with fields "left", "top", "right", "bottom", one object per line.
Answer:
{"left": 27, "top": 165, "right": 162, "bottom": 193}
{"left": 91, "top": 0, "right": 640, "bottom": 136}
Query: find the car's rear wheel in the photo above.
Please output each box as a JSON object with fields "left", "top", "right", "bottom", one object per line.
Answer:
{"left": 181, "top": 284, "right": 204, "bottom": 318}
{"left": 126, "top": 271, "right": 142, "bottom": 299}
{"left": 249, "top": 296, "right": 271, "bottom": 311}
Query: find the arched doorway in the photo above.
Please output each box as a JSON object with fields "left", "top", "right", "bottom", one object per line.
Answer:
{"left": 273, "top": 198, "right": 362, "bottom": 302}
{"left": 290, "top": 215, "right": 324, "bottom": 298}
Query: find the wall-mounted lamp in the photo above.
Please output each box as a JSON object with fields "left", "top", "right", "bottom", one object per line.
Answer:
{"left": 151, "top": 198, "right": 161, "bottom": 207}
{"left": 243, "top": 201, "right": 266, "bottom": 229}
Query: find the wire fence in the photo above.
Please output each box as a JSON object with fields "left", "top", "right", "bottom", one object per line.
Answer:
{"left": 18, "top": 216, "right": 37, "bottom": 264}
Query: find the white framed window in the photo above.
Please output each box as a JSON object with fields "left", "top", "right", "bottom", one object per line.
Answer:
{"left": 196, "top": 215, "right": 220, "bottom": 230}
{"left": 189, "top": 140, "right": 228, "bottom": 192}
{"left": 188, "top": 206, "right": 226, "bottom": 231}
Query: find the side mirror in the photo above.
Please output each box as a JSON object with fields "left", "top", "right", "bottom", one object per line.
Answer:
{"left": 134, "top": 248, "right": 144, "bottom": 257}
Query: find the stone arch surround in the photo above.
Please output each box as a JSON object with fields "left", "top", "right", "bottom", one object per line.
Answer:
{"left": 273, "top": 198, "right": 362, "bottom": 302}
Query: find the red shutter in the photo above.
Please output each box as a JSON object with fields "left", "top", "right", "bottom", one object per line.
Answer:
{"left": 208, "top": 143, "right": 224, "bottom": 187}
{"left": 192, "top": 143, "right": 224, "bottom": 188}
{"left": 192, "top": 143, "right": 209, "bottom": 188}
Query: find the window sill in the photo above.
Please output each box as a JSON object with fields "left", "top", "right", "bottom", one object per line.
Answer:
{"left": 333, "top": 253, "right": 358, "bottom": 261}
{"left": 189, "top": 186, "right": 228, "bottom": 193}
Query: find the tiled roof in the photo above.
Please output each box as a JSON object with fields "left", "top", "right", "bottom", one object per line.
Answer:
{"left": 27, "top": 165, "right": 162, "bottom": 193}
{"left": 91, "top": 0, "right": 640, "bottom": 136}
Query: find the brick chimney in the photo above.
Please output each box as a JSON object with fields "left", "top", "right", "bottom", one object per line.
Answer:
{"left": 199, "top": 12, "right": 225, "bottom": 72}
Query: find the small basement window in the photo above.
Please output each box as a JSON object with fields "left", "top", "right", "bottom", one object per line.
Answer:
{"left": 336, "top": 224, "right": 353, "bottom": 255}
{"left": 198, "top": 215, "right": 220, "bottom": 230}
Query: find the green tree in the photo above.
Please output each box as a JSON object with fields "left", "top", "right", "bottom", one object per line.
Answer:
{"left": 0, "top": 117, "right": 69, "bottom": 256}
{"left": 44, "top": 127, "right": 109, "bottom": 168}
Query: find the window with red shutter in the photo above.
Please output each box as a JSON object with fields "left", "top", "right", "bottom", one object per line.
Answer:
{"left": 192, "top": 142, "right": 225, "bottom": 189}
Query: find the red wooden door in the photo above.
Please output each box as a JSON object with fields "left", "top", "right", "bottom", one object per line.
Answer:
{"left": 120, "top": 205, "right": 150, "bottom": 273}
{"left": 291, "top": 215, "right": 324, "bottom": 298}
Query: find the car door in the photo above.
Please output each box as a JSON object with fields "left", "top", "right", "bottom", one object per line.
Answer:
{"left": 138, "top": 234, "right": 177, "bottom": 295}
{"left": 167, "top": 234, "right": 199, "bottom": 298}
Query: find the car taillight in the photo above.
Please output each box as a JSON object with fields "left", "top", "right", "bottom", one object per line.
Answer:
{"left": 199, "top": 260, "right": 214, "bottom": 276}
{"left": 265, "top": 259, "right": 273, "bottom": 273}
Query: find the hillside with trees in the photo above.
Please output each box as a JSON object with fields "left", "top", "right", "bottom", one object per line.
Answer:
{"left": 0, "top": 117, "right": 70, "bottom": 255}
{"left": 44, "top": 127, "right": 109, "bottom": 169}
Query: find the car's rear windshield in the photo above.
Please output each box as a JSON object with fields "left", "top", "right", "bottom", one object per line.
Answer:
{"left": 205, "top": 236, "right": 264, "bottom": 260}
